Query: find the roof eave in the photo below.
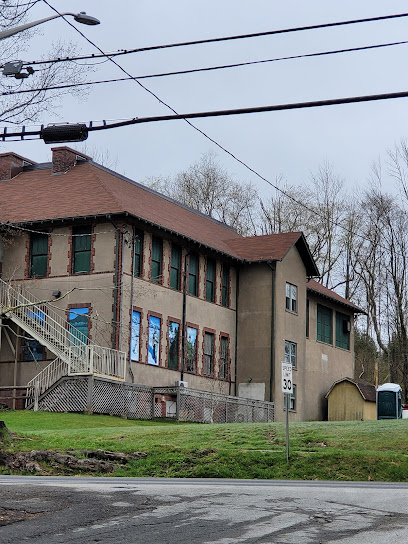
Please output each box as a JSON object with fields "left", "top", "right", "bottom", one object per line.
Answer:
{"left": 307, "top": 286, "right": 367, "bottom": 315}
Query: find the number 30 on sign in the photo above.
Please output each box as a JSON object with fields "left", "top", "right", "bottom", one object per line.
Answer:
{"left": 281, "top": 362, "right": 293, "bottom": 394}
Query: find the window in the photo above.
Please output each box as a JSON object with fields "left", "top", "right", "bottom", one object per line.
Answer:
{"left": 188, "top": 254, "right": 198, "bottom": 296}
{"left": 68, "top": 307, "right": 89, "bottom": 345}
{"left": 206, "top": 258, "right": 216, "bottom": 302}
{"left": 317, "top": 304, "right": 332, "bottom": 344}
{"left": 220, "top": 336, "right": 228, "bottom": 379}
{"left": 284, "top": 384, "right": 296, "bottom": 411}
{"left": 134, "top": 230, "right": 143, "bottom": 277}
{"left": 285, "top": 283, "right": 298, "bottom": 313}
{"left": 186, "top": 326, "right": 197, "bottom": 373}
{"left": 23, "top": 336, "right": 44, "bottom": 361}
{"left": 336, "top": 312, "right": 351, "bottom": 350}
{"left": 30, "top": 233, "right": 48, "bottom": 278}
{"left": 151, "top": 236, "right": 163, "bottom": 283}
{"left": 148, "top": 315, "right": 161, "bottom": 365}
{"left": 168, "top": 321, "right": 180, "bottom": 370}
{"left": 204, "top": 332, "right": 214, "bottom": 376}
{"left": 130, "top": 310, "right": 141, "bottom": 362}
{"left": 284, "top": 340, "right": 297, "bottom": 368}
{"left": 170, "top": 244, "right": 181, "bottom": 290}
{"left": 72, "top": 226, "right": 92, "bottom": 274}
{"left": 221, "top": 266, "right": 229, "bottom": 307}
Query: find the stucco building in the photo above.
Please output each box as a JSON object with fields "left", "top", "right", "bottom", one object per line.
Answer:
{"left": 0, "top": 147, "right": 364, "bottom": 421}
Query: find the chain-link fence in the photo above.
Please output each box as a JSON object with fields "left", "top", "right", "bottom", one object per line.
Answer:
{"left": 177, "top": 388, "right": 275, "bottom": 423}
{"left": 35, "top": 377, "right": 274, "bottom": 423}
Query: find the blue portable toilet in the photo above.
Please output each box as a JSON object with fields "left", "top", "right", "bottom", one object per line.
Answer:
{"left": 376, "top": 383, "right": 402, "bottom": 420}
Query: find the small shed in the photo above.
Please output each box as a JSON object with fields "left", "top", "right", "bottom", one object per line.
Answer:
{"left": 326, "top": 377, "right": 376, "bottom": 421}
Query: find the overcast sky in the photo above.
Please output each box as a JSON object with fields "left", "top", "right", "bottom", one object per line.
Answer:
{"left": 2, "top": 1, "right": 408, "bottom": 199}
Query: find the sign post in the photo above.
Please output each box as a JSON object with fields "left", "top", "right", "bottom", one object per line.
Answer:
{"left": 281, "top": 362, "right": 293, "bottom": 461}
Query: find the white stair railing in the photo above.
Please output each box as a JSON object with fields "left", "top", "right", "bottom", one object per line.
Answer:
{"left": 0, "top": 278, "right": 89, "bottom": 359}
{"left": 0, "top": 279, "right": 126, "bottom": 402}
{"left": 26, "top": 356, "right": 68, "bottom": 409}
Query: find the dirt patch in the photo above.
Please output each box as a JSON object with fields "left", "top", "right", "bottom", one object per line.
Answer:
{"left": 0, "top": 449, "right": 147, "bottom": 474}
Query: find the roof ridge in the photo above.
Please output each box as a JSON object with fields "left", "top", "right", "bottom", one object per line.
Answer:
{"left": 90, "top": 161, "right": 240, "bottom": 234}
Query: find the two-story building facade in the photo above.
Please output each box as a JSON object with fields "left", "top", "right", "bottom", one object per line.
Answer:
{"left": 0, "top": 147, "right": 364, "bottom": 420}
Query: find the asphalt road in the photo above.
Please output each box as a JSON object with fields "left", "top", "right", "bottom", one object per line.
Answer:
{"left": 0, "top": 477, "right": 408, "bottom": 543}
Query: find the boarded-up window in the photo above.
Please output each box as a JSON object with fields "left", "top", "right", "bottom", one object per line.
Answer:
{"left": 204, "top": 332, "right": 214, "bottom": 376}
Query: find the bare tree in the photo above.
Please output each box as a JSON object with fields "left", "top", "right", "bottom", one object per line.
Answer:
{"left": 260, "top": 163, "right": 347, "bottom": 288}
{"left": 144, "top": 152, "right": 259, "bottom": 235}
{"left": 0, "top": 1, "right": 91, "bottom": 124}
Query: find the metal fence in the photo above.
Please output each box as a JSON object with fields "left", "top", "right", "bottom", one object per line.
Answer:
{"left": 34, "top": 377, "right": 275, "bottom": 423}
{"left": 177, "top": 388, "right": 275, "bottom": 423}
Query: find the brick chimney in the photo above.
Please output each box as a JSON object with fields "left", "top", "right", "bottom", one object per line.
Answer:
{"left": 0, "top": 152, "right": 35, "bottom": 181}
{"left": 51, "top": 146, "right": 91, "bottom": 174}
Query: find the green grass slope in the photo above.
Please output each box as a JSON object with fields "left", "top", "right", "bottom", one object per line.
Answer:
{"left": 1, "top": 411, "right": 407, "bottom": 481}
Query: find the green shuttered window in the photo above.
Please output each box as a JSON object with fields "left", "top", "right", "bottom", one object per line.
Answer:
{"left": 336, "top": 312, "right": 350, "bottom": 350}
{"left": 134, "top": 230, "right": 143, "bottom": 277}
{"left": 170, "top": 244, "right": 181, "bottom": 290}
{"left": 188, "top": 254, "right": 198, "bottom": 296}
{"left": 151, "top": 236, "right": 163, "bottom": 283}
{"left": 317, "top": 304, "right": 332, "bottom": 344}
{"left": 30, "top": 233, "right": 48, "bottom": 277}
{"left": 206, "top": 258, "right": 215, "bottom": 302}
{"left": 221, "top": 266, "right": 229, "bottom": 307}
{"left": 72, "top": 226, "right": 92, "bottom": 274}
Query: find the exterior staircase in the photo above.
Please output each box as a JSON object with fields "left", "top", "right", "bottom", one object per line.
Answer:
{"left": 0, "top": 278, "right": 126, "bottom": 409}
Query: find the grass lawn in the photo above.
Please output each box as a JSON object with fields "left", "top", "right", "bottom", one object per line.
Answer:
{"left": 1, "top": 411, "right": 408, "bottom": 480}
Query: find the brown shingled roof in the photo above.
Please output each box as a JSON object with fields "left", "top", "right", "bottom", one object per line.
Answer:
{"left": 0, "top": 149, "right": 319, "bottom": 271}
{"left": 325, "top": 377, "right": 376, "bottom": 402}
{"left": 225, "top": 232, "right": 302, "bottom": 261}
{"left": 0, "top": 160, "right": 243, "bottom": 256}
{"left": 225, "top": 232, "right": 319, "bottom": 276}
{"left": 307, "top": 279, "right": 366, "bottom": 314}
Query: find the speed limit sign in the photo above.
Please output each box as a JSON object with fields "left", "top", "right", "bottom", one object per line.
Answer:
{"left": 281, "top": 362, "right": 293, "bottom": 394}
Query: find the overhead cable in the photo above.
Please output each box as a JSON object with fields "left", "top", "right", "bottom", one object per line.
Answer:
{"left": 11, "top": 11, "right": 408, "bottom": 68}
{"left": 37, "top": 1, "right": 408, "bottom": 263}
{"left": 3, "top": 38, "right": 408, "bottom": 96}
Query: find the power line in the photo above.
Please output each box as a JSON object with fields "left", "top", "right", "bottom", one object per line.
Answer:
{"left": 12, "top": 11, "right": 408, "bottom": 68}
{"left": 3, "top": 88, "right": 408, "bottom": 139}
{"left": 4, "top": 38, "right": 408, "bottom": 97}
{"left": 37, "top": 1, "right": 408, "bottom": 270}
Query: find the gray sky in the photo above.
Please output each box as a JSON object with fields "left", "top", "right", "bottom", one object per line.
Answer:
{"left": 2, "top": 1, "right": 408, "bottom": 198}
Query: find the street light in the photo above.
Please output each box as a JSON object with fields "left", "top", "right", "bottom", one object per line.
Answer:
{"left": 0, "top": 12, "right": 100, "bottom": 41}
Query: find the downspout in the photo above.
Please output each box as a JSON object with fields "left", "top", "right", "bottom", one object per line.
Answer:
{"left": 268, "top": 262, "right": 276, "bottom": 402}
{"left": 110, "top": 219, "right": 121, "bottom": 351}
{"left": 127, "top": 227, "right": 136, "bottom": 383}
{"left": 234, "top": 268, "right": 239, "bottom": 397}
{"left": 117, "top": 227, "right": 129, "bottom": 352}
{"left": 180, "top": 253, "right": 189, "bottom": 382}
